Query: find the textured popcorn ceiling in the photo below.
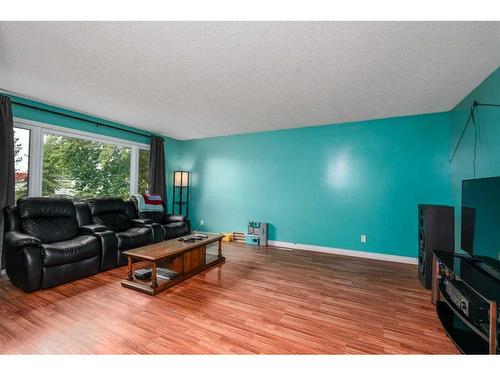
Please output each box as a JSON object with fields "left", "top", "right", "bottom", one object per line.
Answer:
{"left": 0, "top": 21, "right": 499, "bottom": 139}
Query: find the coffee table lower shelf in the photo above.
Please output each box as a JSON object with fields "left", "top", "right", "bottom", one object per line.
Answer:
{"left": 122, "top": 254, "right": 225, "bottom": 295}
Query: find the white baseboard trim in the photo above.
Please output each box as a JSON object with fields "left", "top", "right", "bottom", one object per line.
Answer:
{"left": 267, "top": 240, "right": 418, "bottom": 265}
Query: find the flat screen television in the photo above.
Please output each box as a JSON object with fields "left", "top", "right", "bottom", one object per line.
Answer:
{"left": 461, "top": 176, "right": 500, "bottom": 264}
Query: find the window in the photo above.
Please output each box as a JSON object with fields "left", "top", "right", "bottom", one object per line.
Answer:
{"left": 138, "top": 149, "right": 150, "bottom": 194}
{"left": 12, "top": 119, "right": 150, "bottom": 200}
{"left": 42, "top": 133, "right": 132, "bottom": 199}
{"left": 14, "top": 127, "right": 31, "bottom": 200}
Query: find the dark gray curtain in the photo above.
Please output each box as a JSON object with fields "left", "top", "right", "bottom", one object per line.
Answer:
{"left": 148, "top": 136, "right": 166, "bottom": 203}
{"left": 0, "top": 95, "right": 15, "bottom": 270}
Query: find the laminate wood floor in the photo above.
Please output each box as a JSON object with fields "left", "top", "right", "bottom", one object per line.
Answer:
{"left": 0, "top": 242, "right": 458, "bottom": 354}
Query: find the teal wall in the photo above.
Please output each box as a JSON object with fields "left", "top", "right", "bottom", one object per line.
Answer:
{"left": 7, "top": 94, "right": 178, "bottom": 211}
{"left": 177, "top": 112, "right": 453, "bottom": 258}
{"left": 449, "top": 67, "right": 500, "bottom": 251}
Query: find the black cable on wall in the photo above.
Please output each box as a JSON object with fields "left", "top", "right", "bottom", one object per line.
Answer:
{"left": 449, "top": 101, "right": 500, "bottom": 178}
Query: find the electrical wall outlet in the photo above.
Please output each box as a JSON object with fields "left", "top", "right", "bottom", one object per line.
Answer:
{"left": 361, "top": 234, "right": 367, "bottom": 243}
{"left": 200, "top": 219, "right": 204, "bottom": 226}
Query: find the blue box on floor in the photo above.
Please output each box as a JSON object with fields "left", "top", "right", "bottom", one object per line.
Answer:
{"left": 245, "top": 234, "right": 260, "bottom": 246}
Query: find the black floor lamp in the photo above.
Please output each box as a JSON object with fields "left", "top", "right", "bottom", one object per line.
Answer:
{"left": 172, "top": 171, "right": 190, "bottom": 217}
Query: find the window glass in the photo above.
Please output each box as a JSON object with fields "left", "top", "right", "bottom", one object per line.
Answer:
{"left": 14, "top": 127, "right": 31, "bottom": 200}
{"left": 138, "top": 149, "right": 150, "bottom": 194}
{"left": 42, "top": 133, "right": 131, "bottom": 199}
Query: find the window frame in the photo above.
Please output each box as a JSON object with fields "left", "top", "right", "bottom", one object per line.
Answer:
{"left": 13, "top": 117, "right": 150, "bottom": 198}
{"left": 137, "top": 148, "right": 151, "bottom": 195}
{"left": 12, "top": 124, "right": 33, "bottom": 199}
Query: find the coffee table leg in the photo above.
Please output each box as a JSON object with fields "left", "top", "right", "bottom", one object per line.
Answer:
{"left": 218, "top": 239, "right": 222, "bottom": 257}
{"left": 151, "top": 262, "right": 158, "bottom": 289}
{"left": 126, "top": 256, "right": 133, "bottom": 281}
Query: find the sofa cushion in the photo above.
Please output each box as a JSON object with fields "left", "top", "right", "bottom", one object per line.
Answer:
{"left": 116, "top": 227, "right": 152, "bottom": 250}
{"left": 87, "top": 197, "right": 126, "bottom": 215}
{"left": 41, "top": 255, "right": 100, "bottom": 289}
{"left": 139, "top": 211, "right": 165, "bottom": 224}
{"left": 18, "top": 197, "right": 76, "bottom": 219}
{"left": 87, "top": 198, "right": 130, "bottom": 232}
{"left": 42, "top": 235, "right": 100, "bottom": 267}
{"left": 92, "top": 212, "right": 130, "bottom": 232}
{"left": 24, "top": 217, "right": 81, "bottom": 244}
{"left": 163, "top": 222, "right": 189, "bottom": 240}
{"left": 17, "top": 198, "right": 80, "bottom": 243}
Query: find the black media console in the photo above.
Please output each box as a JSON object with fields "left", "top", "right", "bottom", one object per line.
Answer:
{"left": 432, "top": 250, "right": 500, "bottom": 354}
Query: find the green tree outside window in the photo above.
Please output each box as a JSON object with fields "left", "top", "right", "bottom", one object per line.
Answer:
{"left": 42, "top": 134, "right": 131, "bottom": 199}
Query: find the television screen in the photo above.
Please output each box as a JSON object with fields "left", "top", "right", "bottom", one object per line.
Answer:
{"left": 461, "top": 176, "right": 500, "bottom": 262}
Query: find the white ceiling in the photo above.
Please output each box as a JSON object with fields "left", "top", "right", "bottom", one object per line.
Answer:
{"left": 1, "top": 22, "right": 499, "bottom": 140}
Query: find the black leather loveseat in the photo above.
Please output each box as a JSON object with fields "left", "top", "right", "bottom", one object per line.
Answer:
{"left": 3, "top": 197, "right": 164, "bottom": 292}
{"left": 129, "top": 196, "right": 190, "bottom": 240}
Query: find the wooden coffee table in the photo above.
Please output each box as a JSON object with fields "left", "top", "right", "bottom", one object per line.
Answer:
{"left": 121, "top": 233, "right": 225, "bottom": 295}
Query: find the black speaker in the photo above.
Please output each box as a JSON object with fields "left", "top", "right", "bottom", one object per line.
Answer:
{"left": 418, "top": 205, "right": 455, "bottom": 289}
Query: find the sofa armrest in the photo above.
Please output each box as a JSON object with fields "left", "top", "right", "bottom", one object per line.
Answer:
{"left": 4, "top": 242, "right": 43, "bottom": 292}
{"left": 149, "top": 223, "right": 164, "bottom": 243}
{"left": 4, "top": 231, "right": 42, "bottom": 248}
{"left": 80, "top": 224, "right": 108, "bottom": 234}
{"left": 131, "top": 218, "right": 153, "bottom": 227}
{"left": 165, "top": 214, "right": 187, "bottom": 223}
{"left": 134, "top": 223, "right": 163, "bottom": 243}
{"left": 91, "top": 230, "right": 119, "bottom": 272}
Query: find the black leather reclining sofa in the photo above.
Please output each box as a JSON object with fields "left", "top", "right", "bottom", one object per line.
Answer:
{"left": 3, "top": 196, "right": 186, "bottom": 292}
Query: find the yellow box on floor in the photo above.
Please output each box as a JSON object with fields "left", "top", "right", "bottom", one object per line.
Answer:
{"left": 222, "top": 233, "right": 233, "bottom": 241}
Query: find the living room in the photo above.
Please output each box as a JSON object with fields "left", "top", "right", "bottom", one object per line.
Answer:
{"left": 1, "top": 2, "right": 500, "bottom": 373}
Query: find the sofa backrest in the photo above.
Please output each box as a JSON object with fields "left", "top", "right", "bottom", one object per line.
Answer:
{"left": 17, "top": 197, "right": 80, "bottom": 243}
{"left": 4, "top": 206, "right": 21, "bottom": 232}
{"left": 87, "top": 197, "right": 130, "bottom": 233}
{"left": 124, "top": 200, "right": 138, "bottom": 220}
{"left": 74, "top": 201, "right": 93, "bottom": 227}
{"left": 129, "top": 195, "right": 165, "bottom": 224}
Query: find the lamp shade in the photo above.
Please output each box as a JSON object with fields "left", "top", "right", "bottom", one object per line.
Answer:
{"left": 174, "top": 171, "right": 189, "bottom": 187}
